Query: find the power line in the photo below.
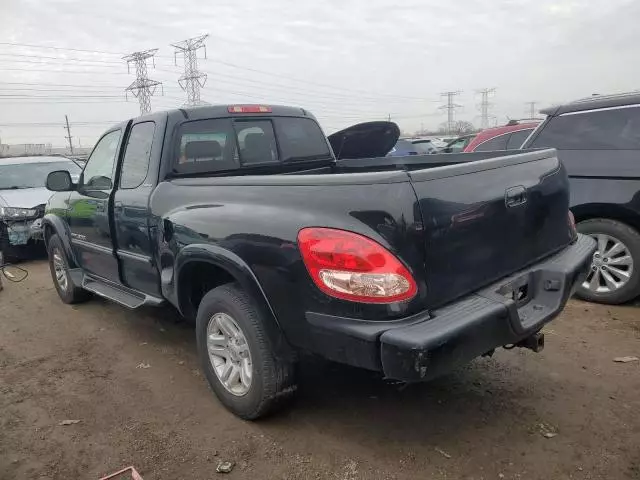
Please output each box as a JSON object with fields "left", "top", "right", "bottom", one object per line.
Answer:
{"left": 198, "top": 70, "right": 421, "bottom": 105}
{"left": 476, "top": 88, "right": 496, "bottom": 129}
{"left": 0, "top": 120, "right": 119, "bottom": 125}
{"left": 525, "top": 101, "right": 538, "bottom": 119}
{"left": 123, "top": 49, "right": 162, "bottom": 115}
{"left": 439, "top": 91, "right": 462, "bottom": 134}
{"left": 0, "top": 81, "right": 124, "bottom": 88}
{"left": 0, "top": 42, "right": 125, "bottom": 56}
{"left": 0, "top": 58, "right": 122, "bottom": 68}
{"left": 1, "top": 66, "right": 131, "bottom": 75}
{"left": 0, "top": 94, "right": 124, "bottom": 98}
{"left": 0, "top": 52, "right": 123, "bottom": 64}
{"left": 0, "top": 42, "right": 438, "bottom": 104}
{"left": 171, "top": 34, "right": 209, "bottom": 107}
{"left": 0, "top": 100, "right": 133, "bottom": 104}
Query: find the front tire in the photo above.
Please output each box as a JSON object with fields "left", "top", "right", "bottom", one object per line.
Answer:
{"left": 47, "top": 234, "right": 90, "bottom": 304}
{"left": 195, "top": 283, "right": 297, "bottom": 420}
{"left": 575, "top": 218, "right": 640, "bottom": 304}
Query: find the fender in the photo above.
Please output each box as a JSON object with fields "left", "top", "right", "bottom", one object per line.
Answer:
{"left": 42, "top": 214, "right": 78, "bottom": 267}
{"left": 172, "top": 243, "right": 294, "bottom": 359}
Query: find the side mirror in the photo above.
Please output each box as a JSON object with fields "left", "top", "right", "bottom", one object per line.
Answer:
{"left": 46, "top": 170, "right": 74, "bottom": 192}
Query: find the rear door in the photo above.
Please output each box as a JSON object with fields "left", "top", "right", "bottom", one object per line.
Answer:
{"left": 68, "top": 129, "right": 122, "bottom": 282}
{"left": 409, "top": 150, "right": 572, "bottom": 308}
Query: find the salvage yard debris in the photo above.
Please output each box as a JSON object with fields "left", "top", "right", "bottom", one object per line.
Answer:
{"left": 58, "top": 419, "right": 81, "bottom": 426}
{"left": 216, "top": 461, "right": 235, "bottom": 473}
{"left": 613, "top": 356, "right": 639, "bottom": 363}
{"left": 99, "top": 466, "right": 144, "bottom": 480}
{"left": 434, "top": 447, "right": 452, "bottom": 459}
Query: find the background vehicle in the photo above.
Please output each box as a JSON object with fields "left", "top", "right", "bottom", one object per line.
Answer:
{"left": 386, "top": 138, "right": 421, "bottom": 156}
{"left": 411, "top": 138, "right": 441, "bottom": 154}
{"left": 463, "top": 121, "right": 540, "bottom": 152}
{"left": 0, "top": 156, "right": 81, "bottom": 261}
{"left": 42, "top": 105, "right": 593, "bottom": 419}
{"left": 522, "top": 92, "right": 640, "bottom": 304}
{"left": 440, "top": 134, "right": 476, "bottom": 153}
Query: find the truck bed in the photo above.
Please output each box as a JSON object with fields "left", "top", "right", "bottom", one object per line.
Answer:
{"left": 160, "top": 148, "right": 569, "bottom": 310}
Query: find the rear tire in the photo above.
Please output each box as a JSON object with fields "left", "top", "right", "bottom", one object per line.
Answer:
{"left": 47, "top": 234, "right": 91, "bottom": 304}
{"left": 575, "top": 218, "right": 640, "bottom": 304}
{"left": 195, "top": 283, "right": 297, "bottom": 420}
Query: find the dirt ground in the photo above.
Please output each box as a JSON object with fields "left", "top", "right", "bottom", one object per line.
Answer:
{"left": 0, "top": 261, "right": 639, "bottom": 480}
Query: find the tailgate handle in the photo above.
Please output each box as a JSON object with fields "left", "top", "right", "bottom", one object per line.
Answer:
{"left": 505, "top": 186, "right": 527, "bottom": 208}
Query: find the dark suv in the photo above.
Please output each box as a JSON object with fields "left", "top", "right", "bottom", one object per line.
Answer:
{"left": 522, "top": 92, "right": 640, "bottom": 304}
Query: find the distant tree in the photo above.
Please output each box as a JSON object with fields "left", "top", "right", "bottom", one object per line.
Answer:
{"left": 452, "top": 120, "right": 475, "bottom": 134}
{"left": 437, "top": 120, "right": 476, "bottom": 136}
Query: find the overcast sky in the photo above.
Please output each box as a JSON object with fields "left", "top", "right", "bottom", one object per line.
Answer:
{"left": 1, "top": 0, "right": 638, "bottom": 147}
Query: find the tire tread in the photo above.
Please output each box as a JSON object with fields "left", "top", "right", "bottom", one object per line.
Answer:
{"left": 196, "top": 283, "right": 296, "bottom": 419}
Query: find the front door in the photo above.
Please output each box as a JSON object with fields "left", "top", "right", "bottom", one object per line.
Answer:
{"left": 68, "top": 129, "right": 122, "bottom": 282}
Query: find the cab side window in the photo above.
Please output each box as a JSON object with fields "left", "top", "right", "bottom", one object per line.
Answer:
{"left": 506, "top": 129, "right": 533, "bottom": 150}
{"left": 82, "top": 130, "right": 121, "bottom": 190}
{"left": 475, "top": 134, "right": 509, "bottom": 152}
{"left": 120, "top": 122, "right": 156, "bottom": 189}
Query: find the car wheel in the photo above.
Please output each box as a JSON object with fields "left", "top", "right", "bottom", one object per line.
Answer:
{"left": 195, "top": 283, "right": 297, "bottom": 420}
{"left": 575, "top": 218, "right": 640, "bottom": 304}
{"left": 47, "top": 234, "right": 91, "bottom": 304}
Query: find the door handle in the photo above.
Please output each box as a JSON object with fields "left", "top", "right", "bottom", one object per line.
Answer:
{"left": 505, "top": 186, "right": 527, "bottom": 208}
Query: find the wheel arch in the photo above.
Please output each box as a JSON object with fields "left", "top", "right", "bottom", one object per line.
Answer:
{"left": 172, "top": 244, "right": 293, "bottom": 359}
{"left": 42, "top": 214, "right": 78, "bottom": 267}
{"left": 572, "top": 203, "right": 640, "bottom": 233}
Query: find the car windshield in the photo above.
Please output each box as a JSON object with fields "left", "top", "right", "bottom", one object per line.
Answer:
{"left": 413, "top": 141, "right": 437, "bottom": 153}
{"left": 446, "top": 135, "right": 475, "bottom": 152}
{"left": 0, "top": 161, "right": 81, "bottom": 189}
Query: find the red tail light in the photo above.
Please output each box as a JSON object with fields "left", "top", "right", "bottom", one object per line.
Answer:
{"left": 297, "top": 227, "right": 418, "bottom": 303}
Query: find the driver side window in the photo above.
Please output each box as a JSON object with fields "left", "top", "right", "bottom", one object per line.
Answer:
{"left": 82, "top": 130, "right": 121, "bottom": 190}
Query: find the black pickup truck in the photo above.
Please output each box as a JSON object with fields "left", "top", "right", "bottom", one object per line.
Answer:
{"left": 43, "top": 105, "right": 595, "bottom": 419}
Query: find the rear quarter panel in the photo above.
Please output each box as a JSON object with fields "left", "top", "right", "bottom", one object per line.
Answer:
{"left": 150, "top": 176, "right": 426, "bottom": 353}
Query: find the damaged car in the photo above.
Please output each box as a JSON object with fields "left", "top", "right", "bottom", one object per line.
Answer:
{"left": 0, "top": 156, "right": 81, "bottom": 261}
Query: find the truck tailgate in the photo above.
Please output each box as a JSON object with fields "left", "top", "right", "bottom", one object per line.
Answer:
{"left": 409, "top": 149, "right": 572, "bottom": 308}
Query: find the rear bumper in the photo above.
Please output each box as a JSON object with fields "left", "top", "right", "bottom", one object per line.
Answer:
{"left": 305, "top": 234, "right": 596, "bottom": 381}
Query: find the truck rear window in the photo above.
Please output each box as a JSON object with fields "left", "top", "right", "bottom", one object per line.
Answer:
{"left": 174, "top": 117, "right": 331, "bottom": 175}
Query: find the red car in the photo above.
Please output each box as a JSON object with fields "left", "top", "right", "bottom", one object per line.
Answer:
{"left": 463, "top": 121, "right": 540, "bottom": 152}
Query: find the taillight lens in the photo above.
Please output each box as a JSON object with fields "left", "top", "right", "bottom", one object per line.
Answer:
{"left": 297, "top": 227, "right": 418, "bottom": 303}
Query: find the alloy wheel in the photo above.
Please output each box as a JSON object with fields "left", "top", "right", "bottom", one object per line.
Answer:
{"left": 206, "top": 312, "right": 253, "bottom": 396}
{"left": 582, "top": 234, "right": 634, "bottom": 294}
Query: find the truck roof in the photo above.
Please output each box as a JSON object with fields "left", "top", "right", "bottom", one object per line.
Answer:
{"left": 541, "top": 91, "right": 640, "bottom": 116}
{"left": 128, "top": 104, "right": 314, "bottom": 126}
